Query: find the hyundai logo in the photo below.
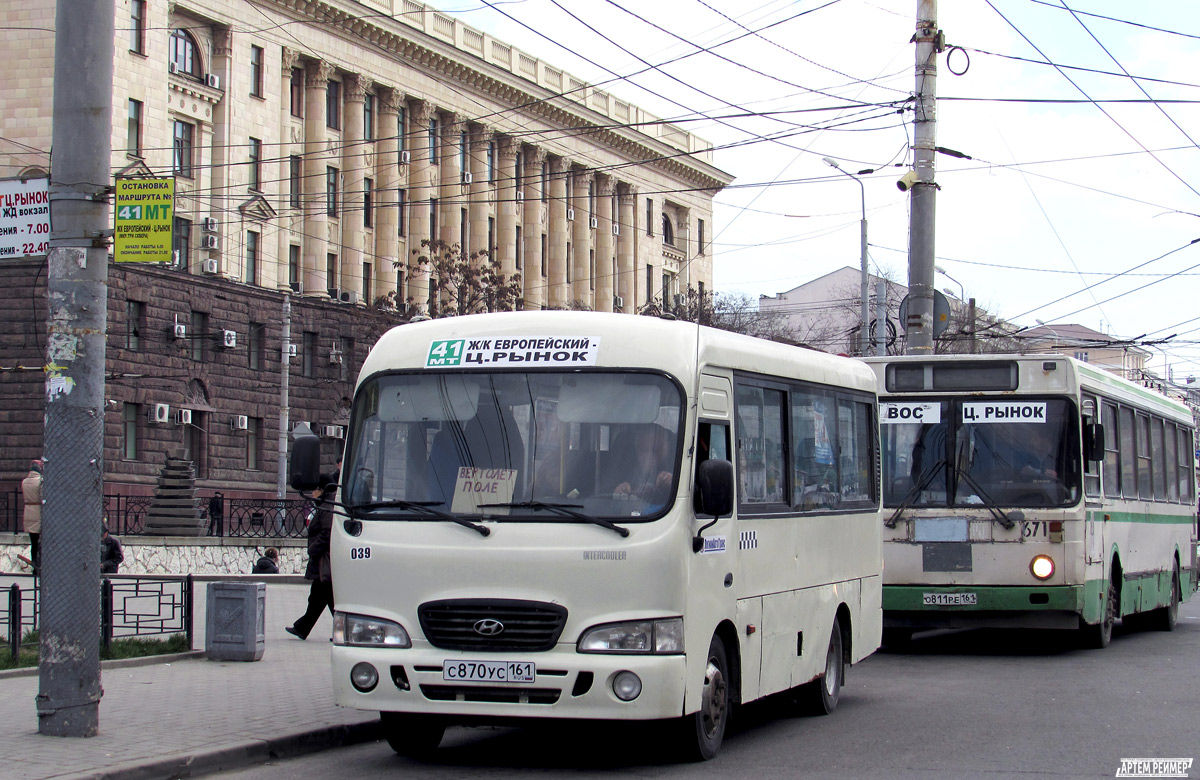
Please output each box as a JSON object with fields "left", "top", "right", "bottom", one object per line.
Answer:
{"left": 473, "top": 619, "right": 505, "bottom": 636}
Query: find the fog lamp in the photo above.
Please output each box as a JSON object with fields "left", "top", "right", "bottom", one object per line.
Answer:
{"left": 612, "top": 671, "right": 642, "bottom": 702}
{"left": 351, "top": 662, "right": 379, "bottom": 692}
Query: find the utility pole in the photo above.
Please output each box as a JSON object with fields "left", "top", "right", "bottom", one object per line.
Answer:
{"left": 906, "top": 0, "right": 940, "bottom": 354}
{"left": 38, "top": 0, "right": 114, "bottom": 736}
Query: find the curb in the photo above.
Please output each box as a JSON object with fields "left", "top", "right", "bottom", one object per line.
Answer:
{"left": 0, "top": 651, "right": 208, "bottom": 681}
{"left": 52, "top": 719, "right": 382, "bottom": 780}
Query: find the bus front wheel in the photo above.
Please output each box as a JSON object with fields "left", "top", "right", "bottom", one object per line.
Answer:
{"left": 380, "top": 712, "right": 445, "bottom": 758}
{"left": 796, "top": 616, "right": 844, "bottom": 715}
{"left": 1080, "top": 575, "right": 1117, "bottom": 649}
{"left": 680, "top": 635, "right": 730, "bottom": 761}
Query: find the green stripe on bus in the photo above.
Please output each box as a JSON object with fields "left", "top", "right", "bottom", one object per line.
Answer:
{"left": 1085, "top": 510, "right": 1194, "bottom": 525}
{"left": 883, "top": 585, "right": 1085, "bottom": 612}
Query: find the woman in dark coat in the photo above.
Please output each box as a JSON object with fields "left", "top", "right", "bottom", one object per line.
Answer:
{"left": 286, "top": 476, "right": 336, "bottom": 640}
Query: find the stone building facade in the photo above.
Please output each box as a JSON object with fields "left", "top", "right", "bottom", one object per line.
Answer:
{"left": 0, "top": 0, "right": 732, "bottom": 517}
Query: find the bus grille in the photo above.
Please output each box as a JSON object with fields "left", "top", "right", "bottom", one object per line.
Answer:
{"left": 418, "top": 599, "right": 568, "bottom": 651}
{"left": 420, "top": 685, "right": 561, "bottom": 705}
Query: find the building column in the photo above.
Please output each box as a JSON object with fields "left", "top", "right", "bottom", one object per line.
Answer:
{"left": 302, "top": 59, "right": 333, "bottom": 296}
{"left": 496, "top": 136, "right": 518, "bottom": 281}
{"left": 278, "top": 48, "right": 302, "bottom": 292}
{"left": 439, "top": 112, "right": 462, "bottom": 251}
{"left": 547, "top": 156, "right": 569, "bottom": 308}
{"left": 406, "top": 99, "right": 432, "bottom": 313}
{"left": 594, "top": 175, "right": 615, "bottom": 312}
{"left": 468, "top": 126, "right": 489, "bottom": 262}
{"left": 616, "top": 183, "right": 636, "bottom": 312}
{"left": 522, "top": 145, "right": 546, "bottom": 310}
{"left": 373, "top": 87, "right": 399, "bottom": 304}
{"left": 209, "top": 26, "right": 232, "bottom": 279}
{"left": 571, "top": 168, "right": 593, "bottom": 306}
{"left": 340, "top": 73, "right": 365, "bottom": 303}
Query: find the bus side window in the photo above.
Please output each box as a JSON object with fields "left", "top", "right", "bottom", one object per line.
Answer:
{"left": 696, "top": 422, "right": 730, "bottom": 467}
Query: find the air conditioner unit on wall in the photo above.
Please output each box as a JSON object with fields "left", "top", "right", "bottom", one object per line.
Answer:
{"left": 173, "top": 322, "right": 187, "bottom": 339}
{"left": 400, "top": 150, "right": 411, "bottom": 165}
{"left": 589, "top": 216, "right": 598, "bottom": 229}
{"left": 231, "top": 414, "right": 249, "bottom": 431}
{"left": 206, "top": 74, "right": 221, "bottom": 90}
{"left": 151, "top": 403, "right": 170, "bottom": 424}
{"left": 202, "top": 258, "right": 219, "bottom": 274}
{"left": 329, "top": 350, "right": 343, "bottom": 365}
{"left": 565, "top": 208, "right": 575, "bottom": 221}
{"left": 176, "top": 408, "right": 192, "bottom": 426}
{"left": 674, "top": 293, "right": 685, "bottom": 307}
{"left": 168, "top": 61, "right": 180, "bottom": 75}
{"left": 203, "top": 217, "right": 219, "bottom": 232}
{"left": 321, "top": 425, "right": 345, "bottom": 439}
{"left": 221, "top": 329, "right": 237, "bottom": 348}
{"left": 613, "top": 295, "right": 624, "bottom": 309}
{"left": 339, "top": 290, "right": 358, "bottom": 304}
{"left": 201, "top": 235, "right": 219, "bottom": 251}
{"left": 612, "top": 223, "right": 620, "bottom": 236}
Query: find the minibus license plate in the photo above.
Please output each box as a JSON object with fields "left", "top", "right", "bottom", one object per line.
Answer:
{"left": 923, "top": 592, "right": 977, "bottom": 606}
{"left": 442, "top": 660, "right": 536, "bottom": 683}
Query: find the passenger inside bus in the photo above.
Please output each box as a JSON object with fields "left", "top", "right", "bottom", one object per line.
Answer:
{"left": 601, "top": 424, "right": 674, "bottom": 508}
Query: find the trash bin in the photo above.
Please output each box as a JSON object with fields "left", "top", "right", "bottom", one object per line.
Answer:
{"left": 206, "top": 581, "right": 265, "bottom": 661}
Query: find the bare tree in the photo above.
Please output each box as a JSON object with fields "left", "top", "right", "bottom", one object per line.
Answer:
{"left": 641, "top": 287, "right": 801, "bottom": 344}
{"left": 400, "top": 239, "right": 523, "bottom": 318}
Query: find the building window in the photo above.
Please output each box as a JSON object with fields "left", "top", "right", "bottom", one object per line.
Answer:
{"left": 397, "top": 189, "right": 406, "bottom": 237}
{"left": 250, "top": 45, "right": 264, "bottom": 97}
{"left": 248, "top": 321, "right": 262, "bottom": 370}
{"left": 487, "top": 141, "right": 496, "bottom": 182}
{"left": 646, "top": 198, "right": 654, "bottom": 236}
{"left": 190, "top": 310, "right": 208, "bottom": 362}
{"left": 173, "top": 120, "right": 194, "bottom": 177}
{"left": 169, "top": 29, "right": 201, "bottom": 78}
{"left": 460, "top": 209, "right": 468, "bottom": 257}
{"left": 174, "top": 217, "right": 191, "bottom": 270}
{"left": 363, "top": 94, "right": 375, "bottom": 141}
{"left": 697, "top": 218, "right": 705, "bottom": 255}
{"left": 514, "top": 150, "right": 523, "bottom": 197}
{"left": 248, "top": 138, "right": 262, "bottom": 191}
{"left": 429, "top": 198, "right": 438, "bottom": 244}
{"left": 459, "top": 131, "right": 468, "bottom": 174}
{"left": 362, "top": 263, "right": 372, "bottom": 303}
{"left": 288, "top": 245, "right": 300, "bottom": 291}
{"left": 398, "top": 106, "right": 406, "bottom": 153}
{"left": 646, "top": 263, "right": 654, "bottom": 304}
{"left": 590, "top": 249, "right": 595, "bottom": 291}
{"left": 127, "top": 99, "right": 142, "bottom": 157}
{"left": 363, "top": 178, "right": 374, "bottom": 228}
{"left": 662, "top": 213, "right": 674, "bottom": 246}
{"left": 540, "top": 233, "right": 547, "bottom": 277}
{"left": 428, "top": 118, "right": 438, "bottom": 163}
{"left": 126, "top": 300, "right": 144, "bottom": 350}
{"left": 588, "top": 180, "right": 595, "bottom": 217}
{"left": 302, "top": 331, "right": 316, "bottom": 378}
{"left": 488, "top": 217, "right": 495, "bottom": 259}
{"left": 326, "top": 253, "right": 338, "bottom": 297}
{"left": 290, "top": 67, "right": 303, "bottom": 117}
{"left": 326, "top": 80, "right": 340, "bottom": 130}
{"left": 245, "top": 230, "right": 259, "bottom": 284}
{"left": 326, "top": 166, "right": 338, "bottom": 216}
{"left": 289, "top": 156, "right": 302, "bottom": 208}
{"left": 129, "top": 0, "right": 146, "bottom": 54}
{"left": 566, "top": 242, "right": 572, "bottom": 284}
{"left": 541, "top": 161, "right": 549, "bottom": 202}
{"left": 516, "top": 225, "right": 523, "bottom": 270}
{"left": 123, "top": 403, "right": 140, "bottom": 460}
{"left": 246, "top": 417, "right": 260, "bottom": 470}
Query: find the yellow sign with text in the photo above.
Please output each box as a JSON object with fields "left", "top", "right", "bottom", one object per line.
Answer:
{"left": 114, "top": 177, "right": 175, "bottom": 263}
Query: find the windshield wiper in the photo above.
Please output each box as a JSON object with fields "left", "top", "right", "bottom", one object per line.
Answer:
{"left": 352, "top": 500, "right": 490, "bottom": 537}
{"left": 886, "top": 459, "right": 948, "bottom": 528}
{"left": 478, "top": 501, "right": 630, "bottom": 538}
{"left": 952, "top": 471, "right": 1020, "bottom": 529}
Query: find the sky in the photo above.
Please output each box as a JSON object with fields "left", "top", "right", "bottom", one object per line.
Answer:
{"left": 446, "top": 0, "right": 1200, "bottom": 379}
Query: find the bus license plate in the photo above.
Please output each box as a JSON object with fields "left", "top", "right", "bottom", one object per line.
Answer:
{"left": 442, "top": 660, "right": 536, "bottom": 683}
{"left": 923, "top": 592, "right": 977, "bottom": 606}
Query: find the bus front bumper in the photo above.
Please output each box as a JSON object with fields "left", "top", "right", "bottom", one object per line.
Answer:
{"left": 883, "top": 584, "right": 1085, "bottom": 630}
{"left": 330, "top": 645, "right": 689, "bottom": 722}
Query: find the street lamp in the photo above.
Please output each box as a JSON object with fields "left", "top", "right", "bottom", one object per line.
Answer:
{"left": 935, "top": 265, "right": 963, "bottom": 301}
{"left": 823, "top": 157, "right": 870, "bottom": 356}
{"left": 936, "top": 264, "right": 976, "bottom": 353}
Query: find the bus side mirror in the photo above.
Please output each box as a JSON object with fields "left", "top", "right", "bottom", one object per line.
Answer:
{"left": 1083, "top": 422, "right": 1105, "bottom": 463}
{"left": 290, "top": 431, "right": 323, "bottom": 492}
{"left": 695, "top": 458, "right": 734, "bottom": 518}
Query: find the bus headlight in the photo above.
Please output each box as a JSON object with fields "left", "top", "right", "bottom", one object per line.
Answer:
{"left": 1030, "top": 555, "right": 1055, "bottom": 580}
{"left": 334, "top": 612, "right": 411, "bottom": 647}
{"left": 578, "top": 618, "right": 683, "bottom": 654}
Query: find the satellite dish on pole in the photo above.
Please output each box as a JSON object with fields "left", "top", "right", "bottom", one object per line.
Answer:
{"left": 898, "top": 290, "right": 951, "bottom": 337}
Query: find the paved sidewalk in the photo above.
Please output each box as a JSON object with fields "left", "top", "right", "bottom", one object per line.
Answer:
{"left": 1, "top": 582, "right": 380, "bottom": 780}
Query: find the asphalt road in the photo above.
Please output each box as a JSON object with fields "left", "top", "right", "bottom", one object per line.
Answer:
{"left": 213, "top": 596, "right": 1200, "bottom": 780}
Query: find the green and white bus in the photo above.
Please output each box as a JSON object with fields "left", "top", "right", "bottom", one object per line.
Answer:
{"left": 866, "top": 354, "right": 1197, "bottom": 648}
{"left": 292, "top": 311, "right": 882, "bottom": 760}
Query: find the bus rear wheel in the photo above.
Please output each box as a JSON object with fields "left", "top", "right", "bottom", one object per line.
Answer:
{"left": 380, "top": 712, "right": 445, "bottom": 758}
{"left": 796, "top": 616, "right": 844, "bottom": 715}
{"left": 680, "top": 635, "right": 730, "bottom": 761}
{"left": 1080, "top": 575, "right": 1117, "bottom": 649}
{"left": 1150, "top": 565, "right": 1180, "bottom": 632}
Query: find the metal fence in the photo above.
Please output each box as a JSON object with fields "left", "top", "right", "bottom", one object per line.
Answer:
{"left": 4, "top": 574, "right": 195, "bottom": 661}
{"left": 1, "top": 488, "right": 17, "bottom": 534}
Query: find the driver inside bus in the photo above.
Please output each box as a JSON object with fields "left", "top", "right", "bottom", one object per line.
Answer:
{"left": 606, "top": 424, "right": 674, "bottom": 507}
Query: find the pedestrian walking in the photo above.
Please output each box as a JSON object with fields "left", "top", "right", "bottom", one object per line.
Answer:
{"left": 286, "top": 475, "right": 336, "bottom": 640}
{"left": 101, "top": 522, "right": 124, "bottom": 574}
{"left": 21, "top": 459, "right": 43, "bottom": 575}
{"left": 252, "top": 547, "right": 280, "bottom": 574}
{"left": 207, "top": 491, "right": 224, "bottom": 536}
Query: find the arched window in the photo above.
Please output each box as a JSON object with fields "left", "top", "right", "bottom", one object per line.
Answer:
{"left": 661, "top": 213, "right": 674, "bottom": 246}
{"left": 169, "top": 29, "right": 202, "bottom": 79}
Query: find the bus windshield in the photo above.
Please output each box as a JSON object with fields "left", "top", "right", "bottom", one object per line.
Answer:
{"left": 881, "top": 398, "right": 1080, "bottom": 509}
{"left": 342, "top": 371, "right": 683, "bottom": 522}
